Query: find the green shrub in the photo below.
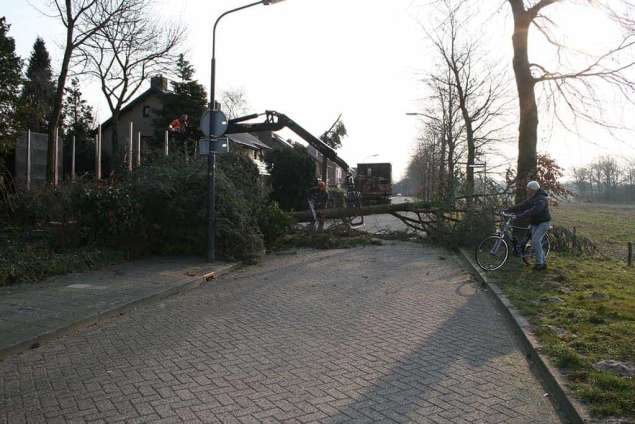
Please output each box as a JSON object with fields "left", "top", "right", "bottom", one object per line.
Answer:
{"left": 430, "top": 208, "right": 496, "bottom": 248}
{"left": 267, "top": 145, "right": 316, "bottom": 211}
{"left": 327, "top": 188, "right": 345, "bottom": 208}
{"left": 257, "top": 201, "right": 293, "bottom": 249}
{"left": 453, "top": 208, "right": 496, "bottom": 247}
{"left": 3, "top": 154, "right": 280, "bottom": 262}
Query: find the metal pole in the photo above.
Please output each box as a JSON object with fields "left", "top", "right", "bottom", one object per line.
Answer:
{"left": 207, "top": 0, "right": 267, "bottom": 263}
{"left": 137, "top": 131, "right": 141, "bottom": 166}
{"left": 128, "top": 122, "right": 134, "bottom": 172}
{"left": 72, "top": 135, "right": 76, "bottom": 182}
{"left": 628, "top": 241, "right": 633, "bottom": 267}
{"left": 208, "top": 151, "right": 216, "bottom": 262}
{"left": 26, "top": 130, "right": 31, "bottom": 191}
{"left": 164, "top": 130, "right": 169, "bottom": 157}
{"left": 97, "top": 125, "right": 102, "bottom": 180}
{"left": 208, "top": 10, "right": 220, "bottom": 263}
{"left": 54, "top": 127, "right": 59, "bottom": 187}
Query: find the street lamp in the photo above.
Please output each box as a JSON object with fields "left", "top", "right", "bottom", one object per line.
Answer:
{"left": 207, "top": 0, "right": 286, "bottom": 262}
{"left": 405, "top": 112, "right": 432, "bottom": 118}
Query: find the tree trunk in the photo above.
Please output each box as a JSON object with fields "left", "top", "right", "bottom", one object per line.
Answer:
{"left": 110, "top": 111, "right": 120, "bottom": 174}
{"left": 511, "top": 12, "right": 539, "bottom": 202}
{"left": 439, "top": 133, "right": 447, "bottom": 198}
{"left": 47, "top": 7, "right": 74, "bottom": 183}
{"left": 465, "top": 122, "right": 476, "bottom": 198}
{"left": 291, "top": 201, "right": 431, "bottom": 222}
{"left": 451, "top": 65, "right": 476, "bottom": 200}
{"left": 447, "top": 143, "right": 456, "bottom": 204}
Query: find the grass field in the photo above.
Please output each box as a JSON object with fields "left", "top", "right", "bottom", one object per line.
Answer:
{"left": 491, "top": 255, "right": 634, "bottom": 418}
{"left": 551, "top": 202, "right": 635, "bottom": 260}
{"left": 488, "top": 202, "right": 635, "bottom": 419}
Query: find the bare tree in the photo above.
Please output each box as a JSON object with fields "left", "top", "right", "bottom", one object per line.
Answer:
{"left": 424, "top": 0, "right": 510, "bottom": 200}
{"left": 574, "top": 156, "right": 635, "bottom": 202}
{"left": 572, "top": 166, "right": 591, "bottom": 196}
{"left": 78, "top": 0, "right": 183, "bottom": 166}
{"left": 506, "top": 0, "right": 635, "bottom": 201}
{"left": 221, "top": 88, "right": 250, "bottom": 120}
{"left": 408, "top": 68, "right": 463, "bottom": 203}
{"left": 320, "top": 114, "right": 348, "bottom": 150}
{"left": 45, "top": 0, "right": 130, "bottom": 182}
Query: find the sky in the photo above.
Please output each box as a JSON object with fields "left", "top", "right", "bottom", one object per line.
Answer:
{"left": 4, "top": 0, "right": 635, "bottom": 180}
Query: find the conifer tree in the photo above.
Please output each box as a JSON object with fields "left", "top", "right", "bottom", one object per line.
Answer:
{"left": 17, "top": 38, "right": 56, "bottom": 133}
{"left": 0, "top": 17, "right": 22, "bottom": 156}
{"left": 155, "top": 53, "right": 207, "bottom": 143}
{"left": 62, "top": 77, "right": 95, "bottom": 175}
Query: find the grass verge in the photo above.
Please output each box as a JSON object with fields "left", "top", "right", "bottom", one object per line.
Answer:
{"left": 489, "top": 253, "right": 634, "bottom": 418}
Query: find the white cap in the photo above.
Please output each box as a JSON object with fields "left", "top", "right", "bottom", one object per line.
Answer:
{"left": 527, "top": 181, "right": 540, "bottom": 190}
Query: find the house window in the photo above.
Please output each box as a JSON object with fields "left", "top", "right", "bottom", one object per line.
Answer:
{"left": 143, "top": 105, "right": 150, "bottom": 118}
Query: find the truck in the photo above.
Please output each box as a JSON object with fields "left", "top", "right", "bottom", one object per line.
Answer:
{"left": 355, "top": 163, "right": 392, "bottom": 205}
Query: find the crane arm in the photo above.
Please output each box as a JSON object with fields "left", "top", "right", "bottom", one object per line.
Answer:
{"left": 226, "top": 110, "right": 349, "bottom": 172}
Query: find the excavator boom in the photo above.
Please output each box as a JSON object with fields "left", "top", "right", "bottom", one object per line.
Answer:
{"left": 226, "top": 110, "right": 350, "bottom": 172}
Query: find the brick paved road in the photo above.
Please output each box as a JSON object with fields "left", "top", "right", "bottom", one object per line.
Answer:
{"left": 0, "top": 243, "right": 561, "bottom": 423}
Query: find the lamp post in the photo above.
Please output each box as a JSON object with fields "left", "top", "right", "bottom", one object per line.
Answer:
{"left": 208, "top": 0, "right": 286, "bottom": 262}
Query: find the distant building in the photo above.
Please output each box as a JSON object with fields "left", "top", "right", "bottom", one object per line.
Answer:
{"left": 97, "top": 76, "right": 294, "bottom": 176}
{"left": 307, "top": 145, "right": 345, "bottom": 187}
{"left": 99, "top": 76, "right": 168, "bottom": 162}
{"left": 252, "top": 131, "right": 294, "bottom": 151}
{"left": 226, "top": 133, "right": 271, "bottom": 176}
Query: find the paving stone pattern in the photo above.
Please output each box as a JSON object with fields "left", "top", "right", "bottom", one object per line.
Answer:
{"left": 0, "top": 258, "right": 232, "bottom": 354}
{"left": 0, "top": 243, "right": 561, "bottom": 423}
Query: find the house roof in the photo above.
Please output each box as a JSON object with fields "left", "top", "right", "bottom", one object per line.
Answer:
{"left": 271, "top": 133, "right": 294, "bottom": 149}
{"left": 228, "top": 133, "right": 272, "bottom": 151}
{"left": 99, "top": 87, "right": 167, "bottom": 129}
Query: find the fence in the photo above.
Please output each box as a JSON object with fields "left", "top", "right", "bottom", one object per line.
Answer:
{"left": 13, "top": 131, "right": 60, "bottom": 189}
{"left": 13, "top": 127, "right": 174, "bottom": 189}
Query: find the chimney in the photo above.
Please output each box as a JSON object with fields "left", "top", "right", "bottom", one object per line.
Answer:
{"left": 150, "top": 75, "right": 168, "bottom": 92}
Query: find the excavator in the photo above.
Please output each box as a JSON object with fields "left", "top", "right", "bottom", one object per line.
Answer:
{"left": 226, "top": 110, "right": 363, "bottom": 227}
{"left": 226, "top": 110, "right": 349, "bottom": 181}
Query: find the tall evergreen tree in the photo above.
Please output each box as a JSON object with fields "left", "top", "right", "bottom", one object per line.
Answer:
{"left": 63, "top": 78, "right": 94, "bottom": 138}
{"left": 62, "top": 77, "right": 95, "bottom": 176}
{"left": 0, "top": 17, "right": 22, "bottom": 156}
{"left": 156, "top": 54, "right": 207, "bottom": 141}
{"left": 17, "top": 38, "right": 56, "bottom": 133}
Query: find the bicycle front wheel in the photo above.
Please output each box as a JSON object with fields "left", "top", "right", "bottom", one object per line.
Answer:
{"left": 475, "top": 236, "right": 509, "bottom": 271}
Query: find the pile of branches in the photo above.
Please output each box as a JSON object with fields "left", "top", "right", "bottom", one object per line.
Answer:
{"left": 550, "top": 225, "right": 598, "bottom": 256}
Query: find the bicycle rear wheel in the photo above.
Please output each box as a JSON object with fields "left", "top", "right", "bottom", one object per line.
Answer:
{"left": 475, "top": 236, "right": 509, "bottom": 271}
{"left": 344, "top": 190, "right": 364, "bottom": 227}
{"left": 522, "top": 234, "right": 551, "bottom": 266}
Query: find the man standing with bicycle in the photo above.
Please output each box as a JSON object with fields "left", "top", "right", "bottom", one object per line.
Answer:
{"left": 504, "top": 181, "right": 551, "bottom": 271}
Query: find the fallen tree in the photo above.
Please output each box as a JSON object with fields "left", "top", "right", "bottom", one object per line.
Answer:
{"left": 291, "top": 201, "right": 432, "bottom": 222}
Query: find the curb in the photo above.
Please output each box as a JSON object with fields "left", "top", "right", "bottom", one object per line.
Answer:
{"left": 457, "top": 248, "right": 590, "bottom": 424}
{"left": 0, "top": 262, "right": 241, "bottom": 362}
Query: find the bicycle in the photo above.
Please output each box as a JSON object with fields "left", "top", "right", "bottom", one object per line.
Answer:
{"left": 343, "top": 174, "right": 363, "bottom": 227}
{"left": 306, "top": 175, "right": 364, "bottom": 232}
{"left": 475, "top": 212, "right": 551, "bottom": 271}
